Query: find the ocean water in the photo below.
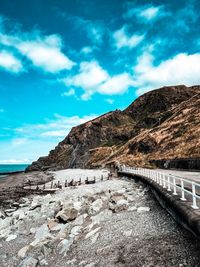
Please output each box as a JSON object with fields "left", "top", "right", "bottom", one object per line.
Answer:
{"left": 0, "top": 164, "right": 29, "bottom": 174}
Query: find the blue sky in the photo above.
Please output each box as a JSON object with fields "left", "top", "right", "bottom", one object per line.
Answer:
{"left": 0, "top": 0, "right": 200, "bottom": 163}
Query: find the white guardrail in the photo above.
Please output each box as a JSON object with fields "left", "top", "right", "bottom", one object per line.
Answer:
{"left": 120, "top": 165, "right": 200, "bottom": 210}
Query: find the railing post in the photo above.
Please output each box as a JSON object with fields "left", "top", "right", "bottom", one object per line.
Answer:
{"left": 163, "top": 174, "right": 166, "bottom": 188}
{"left": 157, "top": 172, "right": 159, "bottom": 183}
{"left": 173, "top": 177, "right": 177, "bottom": 195}
{"left": 180, "top": 179, "right": 186, "bottom": 201}
{"left": 167, "top": 176, "right": 171, "bottom": 191}
{"left": 191, "top": 182, "right": 199, "bottom": 209}
{"left": 159, "top": 173, "right": 162, "bottom": 186}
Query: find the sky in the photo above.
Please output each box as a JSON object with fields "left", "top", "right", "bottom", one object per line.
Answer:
{"left": 0, "top": 0, "right": 200, "bottom": 164}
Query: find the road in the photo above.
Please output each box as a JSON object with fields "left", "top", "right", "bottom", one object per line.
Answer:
{"left": 156, "top": 169, "right": 200, "bottom": 183}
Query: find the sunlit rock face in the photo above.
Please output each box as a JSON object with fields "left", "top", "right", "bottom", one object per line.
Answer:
{"left": 27, "top": 85, "right": 200, "bottom": 171}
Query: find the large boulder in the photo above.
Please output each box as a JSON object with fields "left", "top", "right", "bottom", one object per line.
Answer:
{"left": 56, "top": 208, "right": 78, "bottom": 223}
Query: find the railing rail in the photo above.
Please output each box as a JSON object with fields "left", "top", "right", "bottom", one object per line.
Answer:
{"left": 119, "top": 165, "right": 200, "bottom": 210}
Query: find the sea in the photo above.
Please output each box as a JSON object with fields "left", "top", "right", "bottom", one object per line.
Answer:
{"left": 0, "top": 164, "right": 29, "bottom": 177}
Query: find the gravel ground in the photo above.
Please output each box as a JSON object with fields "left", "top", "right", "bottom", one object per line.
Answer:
{"left": 0, "top": 169, "right": 200, "bottom": 267}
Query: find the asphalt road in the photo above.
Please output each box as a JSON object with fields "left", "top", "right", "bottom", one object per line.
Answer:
{"left": 156, "top": 169, "right": 200, "bottom": 183}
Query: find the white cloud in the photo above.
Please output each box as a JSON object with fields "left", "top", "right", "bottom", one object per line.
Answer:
{"left": 63, "top": 61, "right": 109, "bottom": 99}
{"left": 0, "top": 32, "right": 75, "bottom": 73}
{"left": 123, "top": 4, "right": 166, "bottom": 22}
{"left": 105, "top": 99, "right": 114, "bottom": 104}
{"left": 17, "top": 36, "right": 75, "bottom": 73}
{"left": 61, "top": 89, "right": 75, "bottom": 97}
{"left": 113, "top": 27, "right": 144, "bottom": 49}
{"left": 63, "top": 61, "right": 133, "bottom": 99}
{"left": 139, "top": 6, "right": 160, "bottom": 20}
{"left": 133, "top": 52, "right": 200, "bottom": 95}
{"left": 81, "top": 46, "right": 93, "bottom": 54}
{"left": 98, "top": 73, "right": 133, "bottom": 95}
{"left": 0, "top": 51, "right": 23, "bottom": 73}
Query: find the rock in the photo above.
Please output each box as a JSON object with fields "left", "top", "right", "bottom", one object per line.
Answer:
{"left": 30, "top": 201, "right": 41, "bottom": 210}
{"left": 13, "top": 210, "right": 26, "bottom": 221}
{"left": 0, "top": 217, "right": 11, "bottom": 231}
{"left": 0, "top": 211, "right": 5, "bottom": 219}
{"left": 114, "top": 199, "right": 129, "bottom": 212}
{"left": 85, "top": 227, "right": 101, "bottom": 239}
{"left": 92, "top": 210, "right": 112, "bottom": 225}
{"left": 6, "top": 234, "right": 17, "bottom": 242}
{"left": 58, "top": 238, "right": 73, "bottom": 255}
{"left": 40, "top": 259, "right": 48, "bottom": 266}
{"left": 4, "top": 208, "right": 17, "bottom": 215}
{"left": 85, "top": 263, "right": 96, "bottom": 267}
{"left": 123, "top": 230, "right": 132, "bottom": 237}
{"left": 47, "top": 219, "right": 58, "bottom": 230}
{"left": 137, "top": 207, "right": 150, "bottom": 212}
{"left": 20, "top": 197, "right": 30, "bottom": 204}
{"left": 18, "top": 246, "right": 29, "bottom": 258}
{"left": 56, "top": 208, "right": 78, "bottom": 222}
{"left": 71, "top": 225, "right": 82, "bottom": 236}
{"left": 20, "top": 256, "right": 38, "bottom": 267}
{"left": 40, "top": 241, "right": 54, "bottom": 256}
{"left": 30, "top": 227, "right": 36, "bottom": 234}
{"left": 128, "top": 206, "right": 137, "bottom": 211}
{"left": 91, "top": 232, "right": 99, "bottom": 244}
{"left": 35, "top": 224, "right": 49, "bottom": 240}
{"left": 12, "top": 202, "right": 20, "bottom": 207}
{"left": 74, "top": 214, "right": 88, "bottom": 226}
{"left": 88, "top": 199, "right": 103, "bottom": 215}
{"left": 110, "top": 193, "right": 125, "bottom": 204}
{"left": 127, "top": 195, "right": 135, "bottom": 202}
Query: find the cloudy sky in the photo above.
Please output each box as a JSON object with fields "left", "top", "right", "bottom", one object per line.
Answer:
{"left": 0, "top": 0, "right": 200, "bottom": 164}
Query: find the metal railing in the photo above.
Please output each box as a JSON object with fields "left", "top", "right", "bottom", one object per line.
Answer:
{"left": 120, "top": 165, "right": 200, "bottom": 210}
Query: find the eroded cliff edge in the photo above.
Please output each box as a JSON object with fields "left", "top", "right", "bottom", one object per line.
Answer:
{"left": 27, "top": 85, "right": 200, "bottom": 171}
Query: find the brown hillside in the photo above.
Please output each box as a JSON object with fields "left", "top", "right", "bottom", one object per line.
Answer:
{"left": 27, "top": 85, "right": 200, "bottom": 171}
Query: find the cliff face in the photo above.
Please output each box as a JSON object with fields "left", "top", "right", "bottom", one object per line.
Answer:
{"left": 27, "top": 85, "right": 200, "bottom": 171}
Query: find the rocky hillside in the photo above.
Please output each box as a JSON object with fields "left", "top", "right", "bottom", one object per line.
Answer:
{"left": 27, "top": 85, "right": 200, "bottom": 171}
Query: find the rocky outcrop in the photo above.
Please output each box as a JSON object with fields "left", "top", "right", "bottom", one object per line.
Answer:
{"left": 27, "top": 85, "right": 200, "bottom": 171}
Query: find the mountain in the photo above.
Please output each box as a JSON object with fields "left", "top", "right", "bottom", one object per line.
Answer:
{"left": 27, "top": 85, "right": 200, "bottom": 171}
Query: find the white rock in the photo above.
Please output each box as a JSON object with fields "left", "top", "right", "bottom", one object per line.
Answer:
{"left": 40, "top": 259, "right": 48, "bottom": 266}
{"left": 114, "top": 199, "right": 129, "bottom": 212}
{"left": 85, "top": 227, "right": 101, "bottom": 239}
{"left": 123, "top": 230, "right": 132, "bottom": 237}
{"left": 137, "top": 207, "right": 150, "bottom": 212}
{"left": 92, "top": 210, "right": 112, "bottom": 225}
{"left": 0, "top": 217, "right": 11, "bottom": 230}
{"left": 6, "top": 234, "right": 17, "bottom": 242}
{"left": 71, "top": 225, "right": 82, "bottom": 236}
{"left": 13, "top": 210, "right": 26, "bottom": 221}
{"left": 128, "top": 206, "right": 137, "bottom": 211}
{"left": 58, "top": 238, "right": 73, "bottom": 255}
{"left": 74, "top": 214, "right": 88, "bottom": 226}
{"left": 90, "top": 199, "right": 103, "bottom": 214}
{"left": 20, "top": 256, "right": 38, "bottom": 267}
{"left": 18, "top": 246, "right": 29, "bottom": 258}
{"left": 30, "top": 227, "right": 36, "bottom": 234}
{"left": 91, "top": 232, "right": 99, "bottom": 244}
{"left": 35, "top": 224, "right": 49, "bottom": 240}
{"left": 84, "top": 263, "right": 96, "bottom": 267}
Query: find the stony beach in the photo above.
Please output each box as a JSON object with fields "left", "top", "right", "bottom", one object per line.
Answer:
{"left": 0, "top": 169, "right": 200, "bottom": 267}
